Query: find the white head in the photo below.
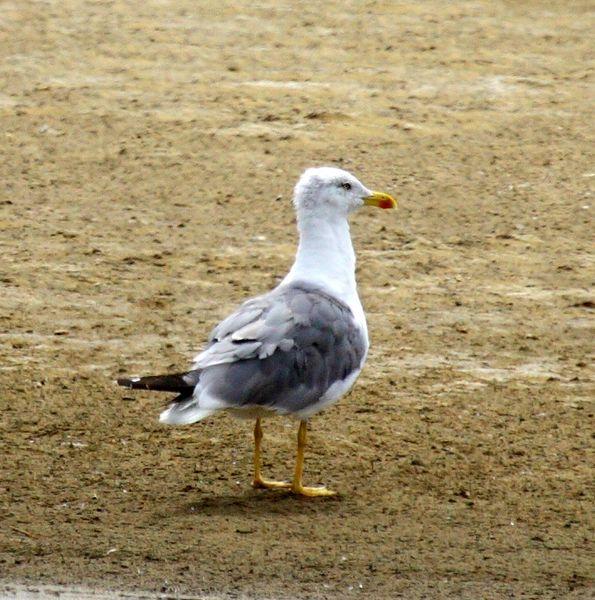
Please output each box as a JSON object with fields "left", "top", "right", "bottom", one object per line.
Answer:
{"left": 293, "top": 167, "right": 396, "bottom": 220}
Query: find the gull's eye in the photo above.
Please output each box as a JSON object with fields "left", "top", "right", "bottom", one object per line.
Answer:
{"left": 340, "top": 182, "right": 352, "bottom": 190}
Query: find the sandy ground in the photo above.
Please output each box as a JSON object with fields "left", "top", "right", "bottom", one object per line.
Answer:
{"left": 1, "top": 1, "right": 593, "bottom": 598}
{"left": 0, "top": 582, "right": 223, "bottom": 600}
{"left": 1, "top": 582, "right": 239, "bottom": 600}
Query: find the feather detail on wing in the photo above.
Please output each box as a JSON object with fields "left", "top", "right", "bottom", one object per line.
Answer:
{"left": 191, "top": 281, "right": 368, "bottom": 416}
{"left": 193, "top": 291, "right": 298, "bottom": 369}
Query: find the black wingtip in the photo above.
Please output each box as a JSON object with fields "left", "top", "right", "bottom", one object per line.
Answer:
{"left": 116, "top": 378, "right": 135, "bottom": 388}
{"left": 115, "top": 372, "right": 198, "bottom": 393}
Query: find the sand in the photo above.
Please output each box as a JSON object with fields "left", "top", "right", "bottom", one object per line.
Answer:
{"left": 0, "top": 1, "right": 593, "bottom": 598}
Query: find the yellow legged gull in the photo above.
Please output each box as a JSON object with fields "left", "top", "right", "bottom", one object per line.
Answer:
{"left": 118, "top": 167, "right": 397, "bottom": 497}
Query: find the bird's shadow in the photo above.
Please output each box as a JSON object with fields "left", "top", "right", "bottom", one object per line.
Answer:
{"left": 178, "top": 489, "right": 344, "bottom": 517}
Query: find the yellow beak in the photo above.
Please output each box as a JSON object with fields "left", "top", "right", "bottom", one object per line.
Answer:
{"left": 363, "top": 191, "right": 397, "bottom": 209}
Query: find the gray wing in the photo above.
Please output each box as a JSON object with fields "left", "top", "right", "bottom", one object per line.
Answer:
{"left": 193, "top": 292, "right": 296, "bottom": 368}
{"left": 194, "top": 282, "right": 367, "bottom": 415}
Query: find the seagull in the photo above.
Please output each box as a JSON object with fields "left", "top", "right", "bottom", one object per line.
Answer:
{"left": 117, "top": 167, "right": 396, "bottom": 497}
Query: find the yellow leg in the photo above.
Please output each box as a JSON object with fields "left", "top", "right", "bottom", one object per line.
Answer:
{"left": 252, "top": 418, "right": 290, "bottom": 490}
{"left": 291, "top": 420, "right": 337, "bottom": 497}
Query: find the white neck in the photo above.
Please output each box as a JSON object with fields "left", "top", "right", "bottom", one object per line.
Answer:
{"left": 282, "top": 211, "right": 357, "bottom": 304}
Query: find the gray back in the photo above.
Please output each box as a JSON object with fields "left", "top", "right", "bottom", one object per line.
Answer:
{"left": 196, "top": 281, "right": 367, "bottom": 414}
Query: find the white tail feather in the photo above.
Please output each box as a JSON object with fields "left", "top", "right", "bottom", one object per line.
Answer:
{"left": 159, "top": 398, "right": 215, "bottom": 425}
